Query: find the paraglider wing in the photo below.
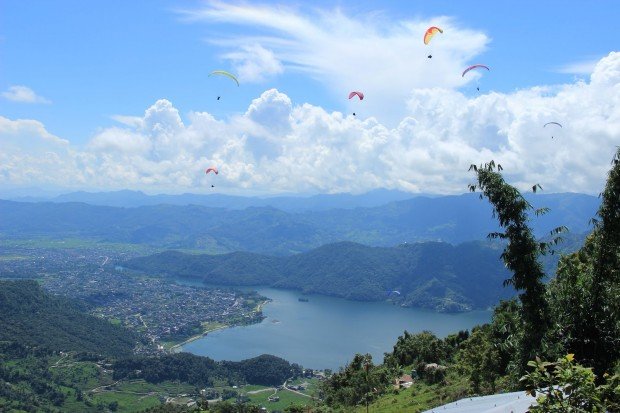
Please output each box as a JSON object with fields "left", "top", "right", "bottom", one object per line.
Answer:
{"left": 205, "top": 167, "right": 219, "bottom": 175}
{"left": 423, "top": 26, "right": 443, "bottom": 45}
{"left": 462, "top": 64, "right": 490, "bottom": 77}
{"left": 209, "top": 70, "right": 239, "bottom": 86}
{"left": 348, "top": 91, "right": 364, "bottom": 100}
{"left": 543, "top": 122, "right": 563, "bottom": 128}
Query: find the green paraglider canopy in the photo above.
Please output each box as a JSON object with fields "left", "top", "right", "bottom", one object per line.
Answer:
{"left": 209, "top": 70, "right": 239, "bottom": 86}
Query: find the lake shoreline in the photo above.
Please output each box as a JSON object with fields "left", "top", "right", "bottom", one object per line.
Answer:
{"left": 169, "top": 298, "right": 271, "bottom": 353}
{"left": 179, "top": 286, "right": 491, "bottom": 370}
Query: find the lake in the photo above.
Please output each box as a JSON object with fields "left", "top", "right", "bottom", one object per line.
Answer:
{"left": 177, "top": 283, "right": 491, "bottom": 370}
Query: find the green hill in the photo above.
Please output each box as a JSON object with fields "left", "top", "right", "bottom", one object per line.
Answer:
{"left": 0, "top": 280, "right": 138, "bottom": 357}
{"left": 126, "top": 241, "right": 514, "bottom": 312}
{"left": 0, "top": 281, "right": 305, "bottom": 412}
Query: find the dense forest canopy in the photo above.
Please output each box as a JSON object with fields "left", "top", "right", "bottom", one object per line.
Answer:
{"left": 0, "top": 280, "right": 138, "bottom": 358}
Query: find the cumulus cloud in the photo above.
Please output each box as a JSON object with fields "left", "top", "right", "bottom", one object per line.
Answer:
{"left": 1, "top": 53, "right": 619, "bottom": 195}
{"left": 181, "top": 1, "right": 488, "bottom": 123}
{"left": 0, "top": 116, "right": 74, "bottom": 186}
{"left": 2, "top": 85, "right": 51, "bottom": 104}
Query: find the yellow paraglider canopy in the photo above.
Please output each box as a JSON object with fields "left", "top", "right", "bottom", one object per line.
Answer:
{"left": 209, "top": 70, "right": 239, "bottom": 86}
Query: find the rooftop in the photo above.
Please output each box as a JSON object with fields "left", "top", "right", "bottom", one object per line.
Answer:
{"left": 421, "top": 390, "right": 537, "bottom": 413}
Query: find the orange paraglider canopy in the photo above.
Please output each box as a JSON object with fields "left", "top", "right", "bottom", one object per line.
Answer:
{"left": 423, "top": 26, "right": 443, "bottom": 45}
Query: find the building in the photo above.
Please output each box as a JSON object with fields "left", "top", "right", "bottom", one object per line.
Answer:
{"left": 394, "top": 374, "right": 414, "bottom": 389}
{"left": 421, "top": 390, "right": 537, "bottom": 413}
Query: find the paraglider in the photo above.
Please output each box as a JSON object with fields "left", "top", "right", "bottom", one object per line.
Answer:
{"left": 544, "top": 122, "right": 562, "bottom": 139}
{"left": 348, "top": 91, "right": 364, "bottom": 100}
{"left": 423, "top": 26, "right": 443, "bottom": 44}
{"left": 387, "top": 290, "right": 401, "bottom": 296}
{"left": 209, "top": 70, "right": 239, "bottom": 100}
{"left": 209, "top": 70, "right": 239, "bottom": 86}
{"left": 462, "top": 65, "right": 490, "bottom": 92}
{"left": 205, "top": 167, "right": 218, "bottom": 188}
{"left": 424, "top": 26, "right": 443, "bottom": 58}
{"left": 462, "top": 64, "right": 490, "bottom": 77}
{"left": 349, "top": 91, "right": 364, "bottom": 116}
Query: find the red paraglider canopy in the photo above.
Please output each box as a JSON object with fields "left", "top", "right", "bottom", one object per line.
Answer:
{"left": 462, "top": 64, "right": 490, "bottom": 77}
{"left": 205, "top": 167, "right": 219, "bottom": 175}
{"left": 348, "top": 91, "right": 364, "bottom": 100}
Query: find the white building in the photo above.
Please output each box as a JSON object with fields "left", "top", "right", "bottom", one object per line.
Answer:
{"left": 421, "top": 390, "right": 537, "bottom": 413}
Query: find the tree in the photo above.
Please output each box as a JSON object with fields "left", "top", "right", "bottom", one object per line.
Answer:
{"left": 388, "top": 330, "right": 447, "bottom": 367}
{"left": 457, "top": 325, "right": 501, "bottom": 394}
{"left": 469, "top": 161, "right": 560, "bottom": 374}
{"left": 520, "top": 354, "right": 620, "bottom": 412}
{"left": 320, "top": 353, "right": 395, "bottom": 408}
{"left": 547, "top": 148, "right": 620, "bottom": 378}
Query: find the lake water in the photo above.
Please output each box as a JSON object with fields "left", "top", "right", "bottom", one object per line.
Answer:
{"left": 178, "top": 284, "right": 490, "bottom": 370}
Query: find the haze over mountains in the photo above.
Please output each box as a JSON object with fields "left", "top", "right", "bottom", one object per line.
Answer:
{"left": 0, "top": 191, "right": 598, "bottom": 255}
{"left": 4, "top": 188, "right": 418, "bottom": 212}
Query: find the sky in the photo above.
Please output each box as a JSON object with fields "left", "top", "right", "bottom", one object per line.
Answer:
{"left": 1, "top": 0, "right": 619, "bottom": 196}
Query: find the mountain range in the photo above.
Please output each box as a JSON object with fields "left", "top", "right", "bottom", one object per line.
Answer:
{"left": 4, "top": 188, "right": 418, "bottom": 212}
{"left": 0, "top": 192, "right": 598, "bottom": 255}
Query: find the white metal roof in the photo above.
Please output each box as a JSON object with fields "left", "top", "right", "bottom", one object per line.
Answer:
{"left": 421, "top": 390, "right": 537, "bottom": 413}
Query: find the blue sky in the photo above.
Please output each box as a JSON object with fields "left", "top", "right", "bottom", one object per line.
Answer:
{"left": 1, "top": 1, "right": 619, "bottom": 195}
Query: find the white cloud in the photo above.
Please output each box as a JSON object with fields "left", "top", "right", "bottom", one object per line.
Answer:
{"left": 1, "top": 53, "right": 619, "bottom": 196}
{"left": 555, "top": 58, "right": 601, "bottom": 75}
{"left": 2, "top": 85, "right": 51, "bottom": 104}
{"left": 181, "top": 1, "right": 489, "bottom": 124}
{"left": 111, "top": 115, "right": 144, "bottom": 128}
{"left": 223, "top": 44, "right": 284, "bottom": 83}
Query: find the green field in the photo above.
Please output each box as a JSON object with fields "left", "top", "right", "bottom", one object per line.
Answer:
{"left": 0, "top": 236, "right": 212, "bottom": 255}
{"left": 348, "top": 375, "right": 470, "bottom": 413}
{"left": 90, "top": 391, "right": 162, "bottom": 413}
{"left": 245, "top": 388, "right": 315, "bottom": 412}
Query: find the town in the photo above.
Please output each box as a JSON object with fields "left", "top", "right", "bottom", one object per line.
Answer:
{"left": 0, "top": 241, "right": 267, "bottom": 352}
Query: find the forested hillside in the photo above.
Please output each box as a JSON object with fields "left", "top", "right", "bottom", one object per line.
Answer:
{"left": 0, "top": 282, "right": 305, "bottom": 412}
{"left": 0, "top": 280, "right": 138, "bottom": 357}
{"left": 127, "top": 240, "right": 514, "bottom": 312}
{"left": 0, "top": 192, "right": 597, "bottom": 255}
{"left": 113, "top": 353, "right": 301, "bottom": 387}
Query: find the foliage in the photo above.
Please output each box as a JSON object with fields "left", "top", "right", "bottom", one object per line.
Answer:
{"left": 456, "top": 325, "right": 501, "bottom": 393}
{"left": 469, "top": 161, "right": 558, "bottom": 374}
{"left": 113, "top": 353, "right": 300, "bottom": 387}
{"left": 487, "top": 299, "right": 522, "bottom": 379}
{"left": 442, "top": 330, "right": 470, "bottom": 361}
{"left": 387, "top": 331, "right": 447, "bottom": 367}
{"left": 320, "top": 354, "right": 397, "bottom": 408}
{"left": 222, "top": 355, "right": 303, "bottom": 386}
{"left": 0, "top": 280, "right": 138, "bottom": 357}
{"left": 520, "top": 354, "right": 620, "bottom": 412}
{"left": 207, "top": 402, "right": 263, "bottom": 412}
{"left": 546, "top": 148, "right": 620, "bottom": 378}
